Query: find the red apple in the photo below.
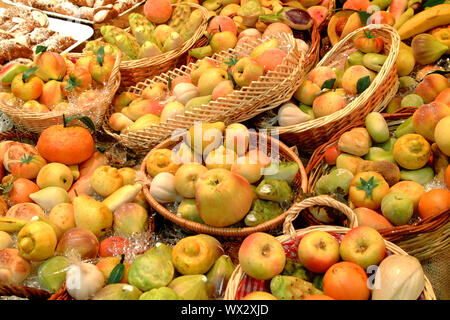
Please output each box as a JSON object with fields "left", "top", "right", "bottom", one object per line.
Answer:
{"left": 339, "top": 226, "right": 386, "bottom": 269}
{"left": 297, "top": 231, "right": 340, "bottom": 273}
{"left": 238, "top": 232, "right": 286, "bottom": 280}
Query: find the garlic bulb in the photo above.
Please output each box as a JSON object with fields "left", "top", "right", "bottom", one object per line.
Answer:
{"left": 66, "top": 263, "right": 105, "bottom": 300}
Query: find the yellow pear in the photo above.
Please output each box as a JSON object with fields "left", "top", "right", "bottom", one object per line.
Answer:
{"left": 187, "top": 122, "right": 226, "bottom": 155}
{"left": 73, "top": 195, "right": 113, "bottom": 238}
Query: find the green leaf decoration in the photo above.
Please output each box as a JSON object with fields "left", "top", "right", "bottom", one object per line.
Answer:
{"left": 0, "top": 183, "right": 13, "bottom": 195}
{"left": 63, "top": 114, "right": 96, "bottom": 131}
{"left": 422, "top": 70, "right": 450, "bottom": 82}
{"left": 96, "top": 46, "right": 105, "bottom": 66}
{"left": 259, "top": 13, "right": 282, "bottom": 23}
{"left": 356, "top": 176, "right": 379, "bottom": 200}
{"left": 356, "top": 75, "right": 371, "bottom": 94}
{"left": 424, "top": 0, "right": 445, "bottom": 7}
{"left": 22, "top": 66, "right": 39, "bottom": 82}
{"left": 20, "top": 154, "right": 34, "bottom": 164}
{"left": 167, "top": 76, "right": 173, "bottom": 91}
{"left": 63, "top": 76, "right": 78, "bottom": 93}
{"left": 224, "top": 56, "right": 238, "bottom": 68}
{"left": 334, "top": 9, "right": 371, "bottom": 25}
{"left": 227, "top": 69, "right": 237, "bottom": 89}
{"left": 313, "top": 275, "right": 324, "bottom": 291}
{"left": 321, "top": 78, "right": 336, "bottom": 90}
{"left": 108, "top": 254, "right": 125, "bottom": 284}
{"left": 57, "top": 75, "right": 63, "bottom": 82}
{"left": 35, "top": 45, "right": 47, "bottom": 55}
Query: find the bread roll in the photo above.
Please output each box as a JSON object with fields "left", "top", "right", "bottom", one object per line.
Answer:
{"left": 0, "top": 248, "right": 31, "bottom": 284}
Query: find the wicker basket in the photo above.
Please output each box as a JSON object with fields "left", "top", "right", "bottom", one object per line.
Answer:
{"left": 271, "top": 24, "right": 401, "bottom": 152}
{"left": 305, "top": 108, "right": 450, "bottom": 261}
{"left": 223, "top": 195, "right": 437, "bottom": 300}
{"left": 103, "top": 31, "right": 305, "bottom": 153}
{"left": 138, "top": 130, "right": 308, "bottom": 238}
{"left": 0, "top": 53, "right": 121, "bottom": 134}
{"left": 98, "top": 2, "right": 209, "bottom": 89}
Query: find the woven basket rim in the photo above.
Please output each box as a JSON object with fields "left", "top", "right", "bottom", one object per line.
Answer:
{"left": 100, "top": 2, "right": 209, "bottom": 69}
{"left": 274, "top": 24, "right": 401, "bottom": 134}
{"left": 223, "top": 225, "right": 437, "bottom": 300}
{"left": 304, "top": 108, "right": 450, "bottom": 260}
{"left": 138, "top": 130, "right": 309, "bottom": 237}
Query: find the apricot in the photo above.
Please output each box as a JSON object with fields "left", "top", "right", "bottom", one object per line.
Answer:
{"left": 256, "top": 48, "right": 287, "bottom": 73}
{"left": 434, "top": 88, "right": 450, "bottom": 106}
{"left": 40, "top": 80, "right": 66, "bottom": 107}
{"left": 262, "top": 22, "right": 293, "bottom": 38}
{"left": 313, "top": 91, "right": 346, "bottom": 118}
{"left": 412, "top": 102, "right": 450, "bottom": 142}
{"left": 418, "top": 189, "right": 450, "bottom": 220}
{"left": 342, "top": 65, "right": 372, "bottom": 95}
{"left": 323, "top": 261, "right": 370, "bottom": 300}
{"left": 415, "top": 74, "right": 450, "bottom": 103}
{"left": 143, "top": 0, "right": 172, "bottom": 24}
{"left": 207, "top": 16, "right": 238, "bottom": 36}
{"left": 22, "top": 100, "right": 50, "bottom": 113}
{"left": 308, "top": 66, "right": 337, "bottom": 89}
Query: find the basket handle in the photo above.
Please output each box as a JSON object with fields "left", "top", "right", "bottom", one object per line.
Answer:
{"left": 282, "top": 195, "right": 358, "bottom": 240}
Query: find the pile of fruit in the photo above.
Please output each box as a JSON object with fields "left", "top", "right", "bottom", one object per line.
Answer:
{"left": 146, "top": 122, "right": 300, "bottom": 228}
{"left": 0, "top": 117, "right": 155, "bottom": 296}
{"left": 235, "top": 227, "right": 428, "bottom": 300}
{"left": 0, "top": 48, "right": 116, "bottom": 113}
{"left": 85, "top": 1, "right": 205, "bottom": 60}
{"left": 277, "top": 27, "right": 390, "bottom": 126}
{"left": 313, "top": 102, "right": 450, "bottom": 228}
{"left": 108, "top": 37, "right": 299, "bottom": 134}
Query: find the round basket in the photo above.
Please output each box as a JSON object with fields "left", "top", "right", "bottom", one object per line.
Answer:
{"left": 100, "top": 2, "right": 209, "bottom": 90}
{"left": 103, "top": 31, "right": 305, "bottom": 153}
{"left": 138, "top": 130, "right": 308, "bottom": 238}
{"left": 223, "top": 195, "right": 437, "bottom": 300}
{"left": 0, "top": 53, "right": 121, "bottom": 134}
{"left": 304, "top": 108, "right": 450, "bottom": 261}
{"left": 272, "top": 24, "right": 401, "bottom": 152}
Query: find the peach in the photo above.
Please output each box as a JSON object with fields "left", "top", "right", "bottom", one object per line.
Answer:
{"left": 412, "top": 102, "right": 450, "bottom": 142}
{"left": 353, "top": 207, "right": 393, "bottom": 230}
{"left": 113, "top": 203, "right": 148, "bottom": 236}
{"left": 368, "top": 11, "right": 395, "bottom": 26}
{"left": 109, "top": 113, "right": 133, "bottom": 132}
{"left": 11, "top": 74, "right": 43, "bottom": 101}
{"left": 313, "top": 91, "right": 346, "bottom": 118}
{"left": 434, "top": 88, "right": 450, "bottom": 106}
{"left": 415, "top": 74, "right": 450, "bottom": 103}
{"left": 389, "top": 181, "right": 425, "bottom": 212}
{"left": 21, "top": 100, "right": 50, "bottom": 113}
{"left": 262, "top": 22, "right": 293, "bottom": 38}
{"left": 342, "top": 65, "right": 372, "bottom": 95}
{"left": 308, "top": 66, "right": 337, "bottom": 89}
{"left": 298, "top": 231, "right": 340, "bottom": 273}
{"left": 435, "top": 116, "right": 450, "bottom": 156}
{"left": 294, "top": 79, "right": 321, "bottom": 106}
{"left": 207, "top": 16, "right": 238, "bottom": 36}
{"left": 5, "top": 203, "right": 45, "bottom": 221}
{"left": 127, "top": 99, "right": 164, "bottom": 120}
{"left": 39, "top": 80, "right": 66, "bottom": 107}
{"left": 256, "top": 48, "right": 287, "bottom": 73}
{"left": 34, "top": 52, "right": 67, "bottom": 82}
{"left": 143, "top": 0, "right": 173, "bottom": 24}
{"left": 212, "top": 80, "right": 234, "bottom": 100}
{"left": 238, "top": 232, "right": 286, "bottom": 280}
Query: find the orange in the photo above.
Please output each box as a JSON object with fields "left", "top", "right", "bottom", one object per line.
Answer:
{"left": 323, "top": 261, "right": 370, "bottom": 300}
{"left": 418, "top": 188, "right": 450, "bottom": 219}
{"left": 36, "top": 124, "right": 94, "bottom": 165}
{"left": 445, "top": 165, "right": 450, "bottom": 189}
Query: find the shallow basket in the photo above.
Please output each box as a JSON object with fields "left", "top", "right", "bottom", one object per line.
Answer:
{"left": 0, "top": 53, "right": 121, "bottom": 134}
{"left": 304, "top": 108, "right": 450, "bottom": 261}
{"left": 103, "top": 32, "right": 305, "bottom": 153}
{"left": 223, "top": 195, "right": 437, "bottom": 300}
{"left": 138, "top": 130, "right": 308, "bottom": 238}
{"left": 100, "top": 2, "right": 209, "bottom": 89}
{"left": 273, "top": 24, "right": 401, "bottom": 152}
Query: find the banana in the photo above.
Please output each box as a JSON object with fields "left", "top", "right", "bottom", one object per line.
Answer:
{"left": 102, "top": 183, "right": 142, "bottom": 212}
{"left": 397, "top": 4, "right": 450, "bottom": 39}
{"left": 0, "top": 217, "right": 28, "bottom": 233}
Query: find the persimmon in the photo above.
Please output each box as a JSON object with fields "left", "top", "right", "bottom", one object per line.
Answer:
{"left": 323, "top": 261, "right": 370, "bottom": 300}
{"left": 418, "top": 189, "right": 450, "bottom": 220}
{"left": 36, "top": 116, "right": 95, "bottom": 165}
{"left": 1, "top": 177, "right": 40, "bottom": 205}
{"left": 10, "top": 154, "right": 47, "bottom": 179}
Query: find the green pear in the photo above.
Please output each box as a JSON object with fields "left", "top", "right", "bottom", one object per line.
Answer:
{"left": 185, "top": 95, "right": 212, "bottom": 111}
{"left": 29, "top": 187, "right": 70, "bottom": 212}
{"left": 73, "top": 195, "right": 113, "bottom": 237}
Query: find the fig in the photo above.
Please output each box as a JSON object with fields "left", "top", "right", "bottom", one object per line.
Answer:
{"left": 411, "top": 34, "right": 448, "bottom": 65}
{"left": 128, "top": 253, "right": 174, "bottom": 292}
{"left": 364, "top": 148, "right": 396, "bottom": 164}
{"left": 139, "top": 287, "right": 182, "bottom": 300}
{"left": 314, "top": 168, "right": 354, "bottom": 196}
{"left": 398, "top": 76, "right": 417, "bottom": 89}
{"left": 401, "top": 94, "right": 423, "bottom": 108}
{"left": 168, "top": 275, "right": 209, "bottom": 300}
{"left": 381, "top": 192, "right": 414, "bottom": 226}
{"left": 260, "top": 8, "right": 313, "bottom": 31}
{"left": 92, "top": 284, "right": 142, "bottom": 300}
{"left": 345, "top": 51, "right": 364, "bottom": 69}
{"left": 375, "top": 137, "right": 397, "bottom": 153}
{"left": 255, "top": 179, "right": 293, "bottom": 204}
{"left": 395, "top": 117, "right": 415, "bottom": 138}
{"left": 244, "top": 199, "right": 283, "bottom": 227}
{"left": 400, "top": 167, "right": 435, "bottom": 185}
{"left": 365, "top": 112, "right": 390, "bottom": 143}
{"left": 362, "top": 53, "right": 387, "bottom": 72}
{"left": 270, "top": 275, "right": 322, "bottom": 300}
{"left": 145, "top": 242, "right": 173, "bottom": 262}
{"left": 206, "top": 255, "right": 235, "bottom": 299}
